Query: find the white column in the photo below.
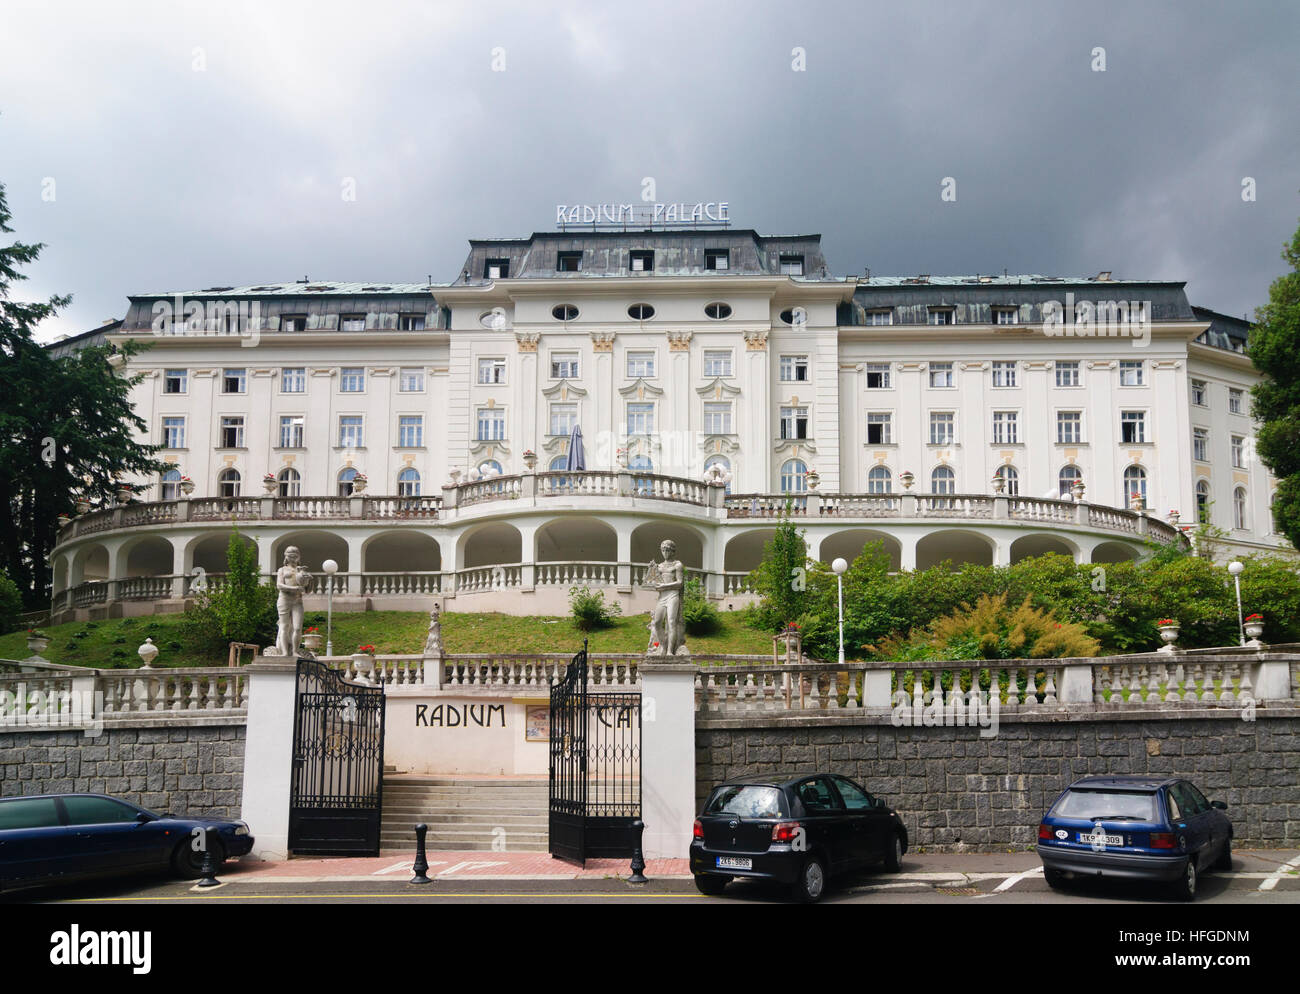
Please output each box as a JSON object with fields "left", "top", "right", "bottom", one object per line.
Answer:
{"left": 640, "top": 659, "right": 697, "bottom": 859}
{"left": 239, "top": 659, "right": 299, "bottom": 860}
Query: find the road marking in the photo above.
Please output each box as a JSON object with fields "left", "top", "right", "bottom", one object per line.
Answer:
{"left": 372, "top": 861, "right": 414, "bottom": 875}
{"left": 59, "top": 891, "right": 700, "bottom": 903}
{"left": 1258, "top": 854, "right": 1300, "bottom": 891}
{"left": 993, "top": 866, "right": 1043, "bottom": 892}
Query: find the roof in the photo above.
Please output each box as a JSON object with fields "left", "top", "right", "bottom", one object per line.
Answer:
{"left": 134, "top": 281, "right": 439, "bottom": 297}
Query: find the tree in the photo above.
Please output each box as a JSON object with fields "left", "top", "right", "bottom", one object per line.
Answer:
{"left": 181, "top": 530, "right": 277, "bottom": 655}
{"left": 744, "top": 512, "right": 810, "bottom": 631}
{"left": 1249, "top": 211, "right": 1300, "bottom": 547}
{"left": 0, "top": 180, "right": 167, "bottom": 606}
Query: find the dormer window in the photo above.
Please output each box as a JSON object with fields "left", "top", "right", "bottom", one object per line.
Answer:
{"left": 779, "top": 254, "right": 804, "bottom": 276}
{"left": 928, "top": 307, "right": 955, "bottom": 326}
{"left": 704, "top": 249, "right": 729, "bottom": 271}
{"left": 281, "top": 314, "right": 307, "bottom": 332}
{"left": 557, "top": 251, "right": 582, "bottom": 272}
{"left": 993, "top": 307, "right": 1019, "bottom": 325}
{"left": 485, "top": 258, "right": 509, "bottom": 279}
{"left": 630, "top": 250, "right": 654, "bottom": 272}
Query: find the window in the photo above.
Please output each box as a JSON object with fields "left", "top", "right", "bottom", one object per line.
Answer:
{"left": 1056, "top": 411, "right": 1082, "bottom": 444}
{"left": 278, "top": 467, "right": 301, "bottom": 498}
{"left": 399, "top": 367, "right": 425, "bottom": 392}
{"left": 476, "top": 408, "right": 505, "bottom": 441}
{"left": 478, "top": 358, "right": 506, "bottom": 384}
{"left": 1228, "top": 388, "right": 1244, "bottom": 414}
{"left": 928, "top": 307, "right": 954, "bottom": 325}
{"left": 281, "top": 367, "right": 306, "bottom": 393}
{"left": 865, "top": 363, "right": 891, "bottom": 389}
{"left": 1120, "top": 411, "right": 1146, "bottom": 444}
{"left": 779, "top": 406, "right": 809, "bottom": 440}
{"left": 704, "top": 302, "right": 732, "bottom": 320}
{"left": 1193, "top": 427, "right": 1209, "bottom": 462}
{"left": 281, "top": 314, "right": 307, "bottom": 332}
{"left": 991, "top": 361, "right": 1017, "bottom": 387}
{"left": 833, "top": 777, "right": 875, "bottom": 811}
{"left": 217, "top": 468, "right": 240, "bottom": 498}
{"left": 222, "top": 368, "right": 246, "bottom": 393}
{"left": 549, "top": 403, "right": 577, "bottom": 437}
{"left": 1059, "top": 465, "right": 1082, "bottom": 497}
{"left": 63, "top": 795, "right": 139, "bottom": 825}
{"left": 1191, "top": 379, "right": 1207, "bottom": 406}
{"left": 993, "top": 307, "right": 1019, "bottom": 325}
{"left": 992, "top": 411, "right": 1019, "bottom": 444}
{"left": 867, "top": 466, "right": 892, "bottom": 493}
{"left": 557, "top": 251, "right": 582, "bottom": 272}
{"left": 1119, "top": 360, "right": 1144, "bottom": 386}
{"left": 703, "top": 349, "right": 733, "bottom": 377}
{"left": 164, "top": 369, "right": 187, "bottom": 394}
{"left": 398, "top": 415, "right": 424, "bottom": 448}
{"left": 397, "top": 468, "right": 421, "bottom": 497}
{"left": 931, "top": 466, "right": 956, "bottom": 494}
{"left": 340, "top": 314, "right": 366, "bottom": 332}
{"left": 1055, "top": 361, "right": 1080, "bottom": 387}
{"left": 219, "top": 416, "right": 245, "bottom": 448}
{"left": 703, "top": 402, "right": 732, "bottom": 435}
{"left": 550, "top": 352, "right": 579, "bottom": 379}
{"left": 779, "top": 254, "right": 804, "bottom": 275}
{"left": 780, "top": 355, "right": 810, "bottom": 382}
{"left": 1234, "top": 487, "right": 1248, "bottom": 530}
{"left": 337, "top": 467, "right": 359, "bottom": 497}
{"left": 780, "top": 459, "right": 808, "bottom": 493}
{"left": 1123, "top": 466, "right": 1147, "bottom": 508}
{"left": 160, "top": 468, "right": 181, "bottom": 500}
{"left": 929, "top": 362, "right": 954, "bottom": 388}
{"left": 626, "top": 402, "right": 655, "bottom": 435}
{"left": 338, "top": 415, "right": 364, "bottom": 448}
{"left": 629, "top": 250, "right": 654, "bottom": 272}
{"left": 278, "top": 415, "right": 304, "bottom": 448}
{"left": 484, "top": 258, "right": 509, "bottom": 279}
{"left": 162, "top": 417, "right": 186, "bottom": 449}
{"left": 1196, "top": 479, "right": 1211, "bottom": 523}
{"left": 1231, "top": 435, "right": 1245, "bottom": 468}
{"left": 627, "top": 303, "right": 655, "bottom": 320}
{"left": 704, "top": 249, "right": 729, "bottom": 271}
{"left": 551, "top": 304, "right": 579, "bottom": 322}
{"left": 865, "top": 309, "right": 893, "bottom": 326}
{"left": 395, "top": 313, "right": 426, "bottom": 331}
{"left": 866, "top": 412, "right": 892, "bottom": 445}
{"left": 929, "top": 412, "right": 955, "bottom": 445}
{"left": 340, "top": 367, "right": 365, "bottom": 392}
{"left": 626, "top": 350, "right": 656, "bottom": 378}
{"left": 0, "top": 797, "right": 61, "bottom": 831}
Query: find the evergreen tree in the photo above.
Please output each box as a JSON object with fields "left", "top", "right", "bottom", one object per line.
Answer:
{"left": 745, "top": 512, "right": 810, "bottom": 631}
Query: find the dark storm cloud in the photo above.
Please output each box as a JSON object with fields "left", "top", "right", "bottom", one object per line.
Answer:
{"left": 1, "top": 0, "right": 1296, "bottom": 340}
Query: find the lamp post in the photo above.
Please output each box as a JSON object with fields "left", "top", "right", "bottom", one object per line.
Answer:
{"left": 323, "top": 558, "right": 339, "bottom": 656}
{"left": 1228, "top": 560, "right": 1245, "bottom": 647}
{"left": 832, "top": 557, "right": 848, "bottom": 666}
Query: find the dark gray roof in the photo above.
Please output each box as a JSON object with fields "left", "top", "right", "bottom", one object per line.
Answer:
{"left": 1192, "top": 305, "right": 1250, "bottom": 353}
{"left": 45, "top": 320, "right": 122, "bottom": 357}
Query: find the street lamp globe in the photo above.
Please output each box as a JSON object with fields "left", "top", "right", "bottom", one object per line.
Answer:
{"left": 323, "top": 559, "right": 338, "bottom": 575}
{"left": 1228, "top": 561, "right": 1244, "bottom": 576}
{"left": 832, "top": 558, "right": 848, "bottom": 575}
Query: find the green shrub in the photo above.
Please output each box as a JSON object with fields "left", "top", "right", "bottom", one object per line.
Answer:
{"left": 682, "top": 578, "right": 721, "bottom": 636}
{"left": 568, "top": 585, "right": 622, "bottom": 632}
{"left": 180, "top": 528, "right": 277, "bottom": 655}
{"left": 0, "top": 572, "right": 22, "bottom": 633}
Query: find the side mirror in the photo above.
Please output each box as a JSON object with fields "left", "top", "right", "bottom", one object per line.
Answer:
{"left": 874, "top": 797, "right": 887, "bottom": 809}
{"left": 135, "top": 812, "right": 153, "bottom": 824}
{"left": 1211, "top": 800, "right": 1228, "bottom": 811}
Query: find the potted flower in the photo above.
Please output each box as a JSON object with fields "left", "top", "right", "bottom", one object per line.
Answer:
{"left": 352, "top": 643, "right": 376, "bottom": 681}
{"left": 1070, "top": 479, "right": 1086, "bottom": 501}
{"left": 899, "top": 470, "right": 915, "bottom": 490}
{"left": 263, "top": 472, "right": 277, "bottom": 494}
{"left": 302, "top": 627, "right": 323, "bottom": 652}
{"left": 1244, "top": 613, "right": 1265, "bottom": 644}
{"left": 1168, "top": 509, "right": 1180, "bottom": 525}
{"left": 352, "top": 473, "right": 368, "bottom": 494}
{"left": 1130, "top": 492, "right": 1146, "bottom": 512}
{"left": 56, "top": 513, "right": 71, "bottom": 529}
{"left": 26, "top": 629, "right": 50, "bottom": 656}
{"left": 523, "top": 449, "right": 538, "bottom": 471}
{"left": 116, "top": 485, "right": 134, "bottom": 504}
{"left": 75, "top": 497, "right": 92, "bottom": 515}
{"left": 805, "top": 469, "right": 820, "bottom": 490}
{"left": 179, "top": 475, "right": 195, "bottom": 496}
{"left": 1156, "top": 618, "right": 1180, "bottom": 653}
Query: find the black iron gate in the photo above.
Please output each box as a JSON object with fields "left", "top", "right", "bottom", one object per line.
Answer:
{"left": 288, "top": 656, "right": 386, "bottom": 855}
{"left": 548, "top": 641, "right": 641, "bottom": 864}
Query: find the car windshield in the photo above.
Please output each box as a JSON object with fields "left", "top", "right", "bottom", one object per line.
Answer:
{"left": 705, "top": 785, "right": 786, "bottom": 819}
{"left": 1051, "top": 789, "right": 1158, "bottom": 821}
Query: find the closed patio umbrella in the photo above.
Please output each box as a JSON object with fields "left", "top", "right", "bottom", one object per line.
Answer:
{"left": 565, "top": 425, "right": 586, "bottom": 471}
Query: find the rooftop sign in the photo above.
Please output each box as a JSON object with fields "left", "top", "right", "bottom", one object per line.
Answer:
{"left": 555, "top": 202, "right": 730, "bottom": 229}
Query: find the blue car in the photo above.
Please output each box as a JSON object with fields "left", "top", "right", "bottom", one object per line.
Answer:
{"left": 1036, "top": 775, "right": 1232, "bottom": 901}
{"left": 0, "top": 793, "right": 253, "bottom": 894}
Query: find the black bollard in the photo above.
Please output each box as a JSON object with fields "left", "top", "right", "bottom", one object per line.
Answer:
{"left": 410, "top": 823, "right": 431, "bottom": 884}
{"left": 627, "top": 818, "right": 647, "bottom": 884}
{"left": 196, "top": 827, "right": 222, "bottom": 888}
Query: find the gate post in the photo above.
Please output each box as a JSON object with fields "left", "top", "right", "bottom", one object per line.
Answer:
{"left": 238, "top": 657, "right": 299, "bottom": 860}
{"left": 639, "top": 659, "right": 697, "bottom": 859}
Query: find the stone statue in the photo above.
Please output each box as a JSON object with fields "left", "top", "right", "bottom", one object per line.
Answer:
{"left": 643, "top": 539, "right": 688, "bottom": 656}
{"left": 268, "top": 546, "right": 314, "bottom": 657}
{"left": 423, "top": 601, "right": 444, "bottom": 656}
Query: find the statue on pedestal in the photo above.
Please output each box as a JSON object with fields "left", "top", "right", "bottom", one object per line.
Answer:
{"left": 423, "top": 601, "right": 444, "bottom": 656}
{"left": 267, "top": 546, "right": 314, "bottom": 657}
{"left": 643, "top": 539, "right": 688, "bottom": 656}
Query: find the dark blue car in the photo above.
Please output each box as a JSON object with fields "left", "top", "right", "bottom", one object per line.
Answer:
{"left": 1036, "top": 775, "right": 1232, "bottom": 901}
{"left": 0, "top": 793, "right": 253, "bottom": 894}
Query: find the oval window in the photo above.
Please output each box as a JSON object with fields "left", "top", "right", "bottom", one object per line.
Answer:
{"left": 479, "top": 309, "right": 509, "bottom": 329}
{"left": 779, "top": 307, "right": 808, "bottom": 326}
{"left": 705, "top": 302, "right": 732, "bottom": 320}
{"left": 552, "top": 304, "right": 579, "bottom": 321}
{"left": 627, "top": 303, "right": 655, "bottom": 320}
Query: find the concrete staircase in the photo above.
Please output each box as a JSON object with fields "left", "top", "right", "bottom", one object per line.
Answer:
{"left": 380, "top": 775, "right": 549, "bottom": 854}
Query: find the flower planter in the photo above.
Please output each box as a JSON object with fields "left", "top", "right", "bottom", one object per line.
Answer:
{"left": 1157, "top": 624, "right": 1180, "bottom": 654}
{"left": 179, "top": 479, "right": 195, "bottom": 495}
{"left": 116, "top": 489, "right": 134, "bottom": 504}
{"left": 26, "top": 637, "right": 50, "bottom": 656}
{"left": 351, "top": 652, "right": 376, "bottom": 682}
{"left": 263, "top": 477, "right": 277, "bottom": 494}
{"left": 1244, "top": 620, "right": 1265, "bottom": 647}
{"left": 352, "top": 477, "right": 368, "bottom": 494}
{"left": 302, "top": 633, "right": 323, "bottom": 653}
{"left": 75, "top": 499, "right": 92, "bottom": 515}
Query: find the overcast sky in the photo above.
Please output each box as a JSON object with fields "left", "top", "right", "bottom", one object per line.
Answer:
{"left": 2, "top": 0, "right": 1297, "bottom": 340}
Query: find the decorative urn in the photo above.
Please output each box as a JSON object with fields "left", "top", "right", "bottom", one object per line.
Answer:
{"left": 352, "top": 645, "right": 376, "bottom": 682}
{"left": 1070, "top": 480, "right": 1086, "bottom": 501}
{"left": 75, "top": 498, "right": 92, "bottom": 515}
{"left": 1243, "top": 614, "right": 1265, "bottom": 646}
{"left": 1156, "top": 619, "right": 1180, "bottom": 654}
{"left": 352, "top": 473, "right": 368, "bottom": 493}
{"left": 523, "top": 449, "right": 538, "bottom": 471}
{"left": 179, "top": 476, "right": 195, "bottom": 495}
{"left": 116, "top": 487, "right": 134, "bottom": 504}
{"left": 302, "top": 628, "right": 324, "bottom": 653}
{"left": 899, "top": 470, "right": 915, "bottom": 491}
{"left": 26, "top": 630, "right": 50, "bottom": 656}
{"left": 263, "top": 474, "right": 277, "bottom": 494}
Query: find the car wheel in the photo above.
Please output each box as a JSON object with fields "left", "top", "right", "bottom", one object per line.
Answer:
{"left": 791, "top": 856, "right": 827, "bottom": 904}
{"left": 1214, "top": 838, "right": 1232, "bottom": 871}
{"left": 1043, "top": 867, "right": 1067, "bottom": 890}
{"left": 883, "top": 832, "right": 904, "bottom": 873}
{"left": 1172, "top": 858, "right": 1197, "bottom": 901}
{"left": 171, "top": 837, "right": 225, "bottom": 879}
{"left": 693, "top": 874, "right": 730, "bottom": 896}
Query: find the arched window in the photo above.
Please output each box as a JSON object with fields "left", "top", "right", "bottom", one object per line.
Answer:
{"left": 397, "top": 468, "right": 421, "bottom": 497}
{"left": 278, "top": 467, "right": 301, "bottom": 498}
{"left": 549, "top": 455, "right": 569, "bottom": 471}
{"left": 704, "top": 455, "right": 732, "bottom": 494}
{"left": 1196, "top": 479, "right": 1211, "bottom": 524}
{"left": 995, "top": 465, "right": 1019, "bottom": 496}
{"left": 630, "top": 455, "right": 654, "bottom": 496}
{"left": 780, "top": 459, "right": 808, "bottom": 494}
{"left": 931, "top": 466, "right": 956, "bottom": 494}
{"left": 1058, "top": 465, "right": 1082, "bottom": 497}
{"left": 1123, "top": 465, "right": 1147, "bottom": 509}
{"left": 217, "top": 468, "right": 241, "bottom": 498}
{"left": 479, "top": 460, "right": 503, "bottom": 477}
{"left": 338, "top": 467, "right": 358, "bottom": 497}
{"left": 1234, "top": 487, "right": 1247, "bottom": 530}
{"left": 867, "top": 465, "right": 891, "bottom": 494}
{"left": 160, "top": 468, "right": 181, "bottom": 500}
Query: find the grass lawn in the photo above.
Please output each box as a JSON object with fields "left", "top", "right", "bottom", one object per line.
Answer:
{"left": 3, "top": 609, "right": 774, "bottom": 669}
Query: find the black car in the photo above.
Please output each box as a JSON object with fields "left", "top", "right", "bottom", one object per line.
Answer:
{"left": 691, "top": 773, "right": 909, "bottom": 902}
{"left": 0, "top": 793, "right": 254, "bottom": 894}
{"left": 1036, "top": 775, "right": 1233, "bottom": 900}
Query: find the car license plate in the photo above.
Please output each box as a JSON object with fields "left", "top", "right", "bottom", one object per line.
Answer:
{"left": 1077, "top": 832, "right": 1123, "bottom": 846}
{"left": 717, "top": 856, "right": 752, "bottom": 870}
